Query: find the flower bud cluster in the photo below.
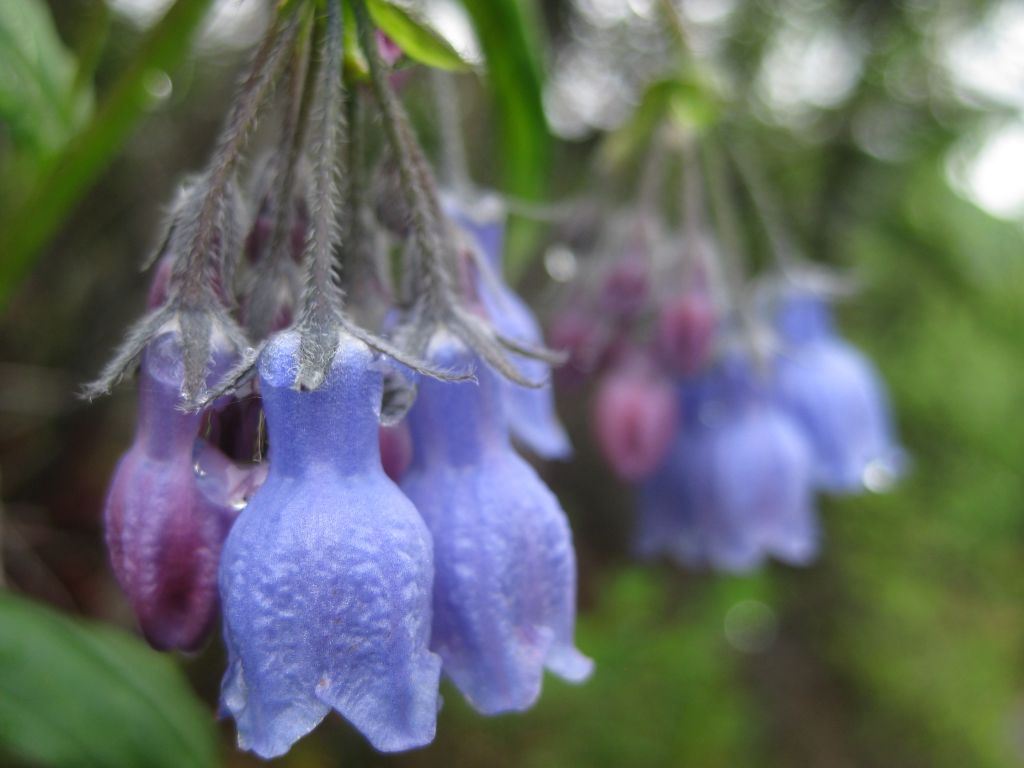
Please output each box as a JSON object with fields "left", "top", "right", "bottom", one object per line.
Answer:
{"left": 550, "top": 206, "right": 905, "bottom": 573}
{"left": 90, "top": 2, "right": 589, "bottom": 759}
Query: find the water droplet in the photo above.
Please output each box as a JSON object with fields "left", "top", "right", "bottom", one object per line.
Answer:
{"left": 863, "top": 458, "right": 895, "bottom": 493}
{"left": 545, "top": 245, "right": 578, "bottom": 283}
{"left": 144, "top": 69, "right": 173, "bottom": 102}
{"left": 724, "top": 600, "right": 777, "bottom": 654}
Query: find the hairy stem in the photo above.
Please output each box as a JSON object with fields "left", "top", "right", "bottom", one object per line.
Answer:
{"left": 353, "top": 0, "right": 454, "bottom": 315}
{"left": 178, "top": 11, "right": 300, "bottom": 302}
{"left": 269, "top": 13, "right": 317, "bottom": 272}
{"left": 300, "top": 0, "right": 345, "bottom": 325}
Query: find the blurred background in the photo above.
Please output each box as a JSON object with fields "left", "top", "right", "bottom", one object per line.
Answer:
{"left": 1, "top": 0, "right": 1024, "bottom": 766}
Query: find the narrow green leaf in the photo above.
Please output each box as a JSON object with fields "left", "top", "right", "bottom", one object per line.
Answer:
{"left": 459, "top": 0, "right": 551, "bottom": 280}
{"left": 0, "top": 0, "right": 216, "bottom": 309}
{"left": 367, "top": 0, "right": 471, "bottom": 71}
{"left": 0, "top": 592, "right": 217, "bottom": 768}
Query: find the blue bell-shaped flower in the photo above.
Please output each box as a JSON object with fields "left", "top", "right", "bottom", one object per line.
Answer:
{"left": 218, "top": 331, "right": 441, "bottom": 758}
{"left": 448, "top": 194, "right": 572, "bottom": 460}
{"left": 401, "top": 332, "right": 592, "bottom": 715}
{"left": 636, "top": 355, "right": 819, "bottom": 572}
{"left": 104, "top": 331, "right": 252, "bottom": 651}
{"left": 774, "top": 291, "right": 905, "bottom": 493}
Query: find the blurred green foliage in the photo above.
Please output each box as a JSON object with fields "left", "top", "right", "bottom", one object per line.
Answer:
{"left": 0, "top": 0, "right": 92, "bottom": 170}
{"left": 0, "top": 0, "right": 214, "bottom": 309}
{"left": 0, "top": 592, "right": 218, "bottom": 768}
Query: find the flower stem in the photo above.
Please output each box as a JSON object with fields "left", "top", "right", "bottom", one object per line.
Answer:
{"left": 269, "top": 11, "right": 317, "bottom": 269}
{"left": 300, "top": 0, "right": 346, "bottom": 326}
{"left": 431, "top": 70, "right": 472, "bottom": 195}
{"left": 177, "top": 10, "right": 300, "bottom": 303}
{"left": 727, "top": 142, "right": 803, "bottom": 278}
{"left": 700, "top": 134, "right": 768, "bottom": 363}
{"left": 353, "top": 0, "right": 454, "bottom": 316}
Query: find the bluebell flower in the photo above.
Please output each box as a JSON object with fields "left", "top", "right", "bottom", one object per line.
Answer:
{"left": 104, "top": 331, "right": 253, "bottom": 651}
{"left": 636, "top": 355, "right": 819, "bottom": 572}
{"left": 774, "top": 290, "right": 906, "bottom": 493}
{"left": 218, "top": 331, "right": 441, "bottom": 758}
{"left": 447, "top": 193, "right": 572, "bottom": 460}
{"left": 401, "top": 332, "right": 592, "bottom": 715}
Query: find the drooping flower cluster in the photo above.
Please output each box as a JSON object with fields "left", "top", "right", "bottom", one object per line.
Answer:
{"left": 549, "top": 145, "right": 905, "bottom": 573}
{"left": 91, "top": 2, "right": 588, "bottom": 759}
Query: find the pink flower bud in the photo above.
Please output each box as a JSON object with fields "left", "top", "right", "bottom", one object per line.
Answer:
{"left": 592, "top": 364, "right": 679, "bottom": 482}
{"left": 380, "top": 421, "right": 413, "bottom": 482}
{"left": 655, "top": 293, "right": 716, "bottom": 375}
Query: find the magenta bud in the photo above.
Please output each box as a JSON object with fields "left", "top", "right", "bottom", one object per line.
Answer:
{"left": 380, "top": 422, "right": 413, "bottom": 483}
{"left": 148, "top": 252, "right": 230, "bottom": 309}
{"left": 245, "top": 209, "right": 274, "bottom": 265}
{"left": 600, "top": 258, "right": 650, "bottom": 318}
{"left": 146, "top": 255, "right": 173, "bottom": 309}
{"left": 656, "top": 293, "right": 716, "bottom": 375}
{"left": 104, "top": 333, "right": 251, "bottom": 651}
{"left": 548, "top": 308, "right": 610, "bottom": 389}
{"left": 377, "top": 31, "right": 403, "bottom": 66}
{"left": 592, "top": 364, "right": 679, "bottom": 482}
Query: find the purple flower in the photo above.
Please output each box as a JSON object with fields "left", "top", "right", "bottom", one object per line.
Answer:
{"left": 104, "top": 331, "right": 253, "bottom": 651}
{"left": 448, "top": 194, "right": 572, "bottom": 460}
{"left": 218, "top": 332, "right": 441, "bottom": 758}
{"left": 636, "top": 355, "right": 818, "bottom": 572}
{"left": 401, "top": 332, "right": 592, "bottom": 715}
{"left": 774, "top": 291, "right": 906, "bottom": 493}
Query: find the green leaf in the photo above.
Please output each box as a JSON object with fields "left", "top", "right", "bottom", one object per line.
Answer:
{"left": 459, "top": 0, "right": 551, "bottom": 280}
{"left": 367, "top": 0, "right": 471, "bottom": 71}
{"left": 0, "top": 0, "right": 93, "bottom": 161}
{"left": 0, "top": 0, "right": 215, "bottom": 309}
{"left": 0, "top": 592, "right": 218, "bottom": 768}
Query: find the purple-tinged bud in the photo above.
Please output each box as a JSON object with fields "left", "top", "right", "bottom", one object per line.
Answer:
{"left": 377, "top": 31, "right": 403, "bottom": 67}
{"left": 380, "top": 421, "right": 413, "bottom": 483}
{"left": 774, "top": 292, "right": 906, "bottom": 493}
{"left": 599, "top": 257, "right": 649, "bottom": 319}
{"left": 592, "top": 357, "right": 679, "bottom": 482}
{"left": 549, "top": 307, "right": 611, "bottom": 389}
{"left": 104, "top": 332, "right": 252, "bottom": 651}
{"left": 219, "top": 332, "right": 441, "bottom": 758}
{"left": 146, "top": 254, "right": 174, "bottom": 310}
{"left": 656, "top": 292, "right": 716, "bottom": 375}
{"left": 244, "top": 197, "right": 275, "bottom": 265}
{"left": 444, "top": 193, "right": 505, "bottom": 273}
{"left": 401, "top": 333, "right": 592, "bottom": 715}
